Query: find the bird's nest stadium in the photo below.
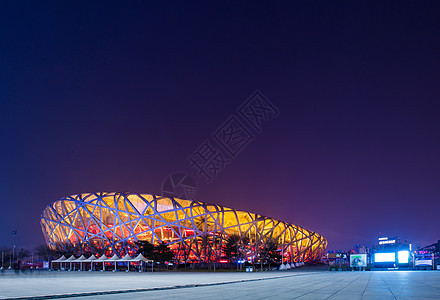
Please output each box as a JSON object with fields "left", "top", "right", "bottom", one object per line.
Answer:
{"left": 41, "top": 192, "right": 327, "bottom": 264}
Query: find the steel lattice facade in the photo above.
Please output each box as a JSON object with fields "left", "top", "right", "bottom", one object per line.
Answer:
{"left": 41, "top": 192, "right": 327, "bottom": 263}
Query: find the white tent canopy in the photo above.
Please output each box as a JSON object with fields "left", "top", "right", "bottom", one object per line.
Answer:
{"left": 106, "top": 254, "right": 120, "bottom": 261}
{"left": 86, "top": 255, "right": 98, "bottom": 262}
{"left": 96, "top": 254, "right": 108, "bottom": 261}
{"left": 51, "top": 253, "right": 154, "bottom": 272}
{"left": 96, "top": 254, "right": 108, "bottom": 271}
{"left": 73, "top": 255, "right": 87, "bottom": 262}
{"left": 132, "top": 253, "right": 153, "bottom": 262}
{"left": 131, "top": 253, "right": 153, "bottom": 272}
{"left": 64, "top": 255, "right": 77, "bottom": 271}
{"left": 120, "top": 254, "right": 132, "bottom": 272}
{"left": 84, "top": 255, "right": 98, "bottom": 271}
{"left": 65, "top": 255, "right": 77, "bottom": 261}
{"left": 52, "top": 253, "right": 154, "bottom": 263}
{"left": 119, "top": 254, "right": 132, "bottom": 261}
{"left": 106, "top": 254, "right": 121, "bottom": 272}
{"left": 73, "top": 255, "right": 88, "bottom": 271}
{"left": 52, "top": 255, "right": 67, "bottom": 262}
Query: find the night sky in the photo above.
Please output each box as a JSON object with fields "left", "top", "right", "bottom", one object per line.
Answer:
{"left": 1, "top": 1, "right": 439, "bottom": 251}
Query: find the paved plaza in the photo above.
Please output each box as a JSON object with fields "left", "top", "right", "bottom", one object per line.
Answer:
{"left": 1, "top": 268, "right": 440, "bottom": 299}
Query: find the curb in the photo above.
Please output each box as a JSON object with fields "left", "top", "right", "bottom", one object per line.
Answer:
{"left": 3, "top": 272, "right": 316, "bottom": 299}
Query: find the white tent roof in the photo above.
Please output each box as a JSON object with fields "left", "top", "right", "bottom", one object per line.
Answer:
{"left": 52, "top": 255, "right": 67, "bottom": 262}
{"left": 65, "top": 255, "right": 77, "bottom": 261}
{"left": 96, "top": 254, "right": 108, "bottom": 261}
{"left": 132, "top": 253, "right": 153, "bottom": 262}
{"left": 86, "top": 254, "right": 98, "bottom": 261}
{"left": 73, "top": 255, "right": 88, "bottom": 262}
{"left": 106, "top": 254, "right": 120, "bottom": 261}
{"left": 119, "top": 254, "right": 132, "bottom": 261}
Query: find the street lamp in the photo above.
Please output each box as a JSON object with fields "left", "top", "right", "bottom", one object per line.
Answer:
{"left": 11, "top": 230, "right": 17, "bottom": 268}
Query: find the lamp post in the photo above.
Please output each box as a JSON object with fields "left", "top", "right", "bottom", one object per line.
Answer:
{"left": 11, "top": 230, "right": 17, "bottom": 268}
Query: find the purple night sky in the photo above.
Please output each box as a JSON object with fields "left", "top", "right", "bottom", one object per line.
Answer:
{"left": 1, "top": 1, "right": 439, "bottom": 252}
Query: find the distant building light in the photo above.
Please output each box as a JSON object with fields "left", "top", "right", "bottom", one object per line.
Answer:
{"left": 237, "top": 259, "right": 245, "bottom": 264}
{"left": 379, "top": 239, "right": 396, "bottom": 245}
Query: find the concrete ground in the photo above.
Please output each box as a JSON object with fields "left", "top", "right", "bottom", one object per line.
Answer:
{"left": 1, "top": 268, "right": 440, "bottom": 299}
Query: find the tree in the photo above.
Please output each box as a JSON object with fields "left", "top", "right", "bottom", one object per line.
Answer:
{"left": 17, "top": 248, "right": 30, "bottom": 260}
{"left": 154, "top": 242, "right": 174, "bottom": 264}
{"left": 198, "top": 234, "right": 208, "bottom": 265}
{"left": 135, "top": 240, "right": 154, "bottom": 260}
{"left": 224, "top": 234, "right": 240, "bottom": 264}
{"left": 136, "top": 240, "right": 174, "bottom": 267}
{"left": 35, "top": 245, "right": 61, "bottom": 261}
{"left": 194, "top": 215, "right": 215, "bottom": 265}
{"left": 258, "top": 238, "right": 281, "bottom": 270}
{"left": 211, "top": 234, "right": 221, "bottom": 272}
{"left": 238, "top": 235, "right": 250, "bottom": 271}
{"left": 179, "top": 239, "right": 194, "bottom": 269}
{"left": 223, "top": 234, "right": 251, "bottom": 270}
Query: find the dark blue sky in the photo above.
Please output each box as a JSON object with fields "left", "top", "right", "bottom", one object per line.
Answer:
{"left": 1, "top": 1, "right": 439, "bottom": 251}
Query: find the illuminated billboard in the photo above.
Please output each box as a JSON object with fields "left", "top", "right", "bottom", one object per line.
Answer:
{"left": 374, "top": 253, "right": 395, "bottom": 263}
{"left": 350, "top": 254, "right": 367, "bottom": 267}
{"left": 414, "top": 252, "right": 432, "bottom": 267}
{"left": 379, "top": 239, "right": 396, "bottom": 245}
{"left": 415, "top": 260, "right": 432, "bottom": 266}
{"left": 397, "top": 250, "right": 409, "bottom": 264}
